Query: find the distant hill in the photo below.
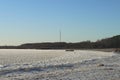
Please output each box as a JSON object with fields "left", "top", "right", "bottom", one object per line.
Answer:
{"left": 0, "top": 35, "right": 120, "bottom": 49}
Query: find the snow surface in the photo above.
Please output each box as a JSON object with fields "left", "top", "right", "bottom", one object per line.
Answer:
{"left": 0, "top": 49, "right": 114, "bottom": 66}
{"left": 0, "top": 49, "right": 115, "bottom": 80}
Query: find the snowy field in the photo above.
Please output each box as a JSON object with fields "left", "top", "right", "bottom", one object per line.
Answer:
{"left": 0, "top": 49, "right": 116, "bottom": 80}
{"left": 0, "top": 49, "right": 114, "bottom": 65}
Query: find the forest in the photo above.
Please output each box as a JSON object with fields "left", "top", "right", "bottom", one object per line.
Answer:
{"left": 0, "top": 35, "right": 120, "bottom": 49}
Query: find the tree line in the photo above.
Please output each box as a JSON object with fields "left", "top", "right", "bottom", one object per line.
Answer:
{"left": 0, "top": 35, "right": 120, "bottom": 49}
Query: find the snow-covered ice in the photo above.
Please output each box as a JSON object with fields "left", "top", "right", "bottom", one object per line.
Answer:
{"left": 0, "top": 49, "right": 116, "bottom": 80}
{"left": 0, "top": 49, "right": 114, "bottom": 65}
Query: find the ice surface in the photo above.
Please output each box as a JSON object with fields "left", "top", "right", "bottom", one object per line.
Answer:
{"left": 0, "top": 49, "right": 115, "bottom": 80}
{"left": 0, "top": 49, "right": 114, "bottom": 70}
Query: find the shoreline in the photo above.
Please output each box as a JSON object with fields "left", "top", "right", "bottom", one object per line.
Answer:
{"left": 87, "top": 48, "right": 120, "bottom": 52}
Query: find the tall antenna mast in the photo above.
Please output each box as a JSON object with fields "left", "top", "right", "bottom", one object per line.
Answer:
{"left": 59, "top": 29, "right": 61, "bottom": 42}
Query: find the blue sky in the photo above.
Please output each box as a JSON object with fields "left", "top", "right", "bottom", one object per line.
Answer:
{"left": 0, "top": 0, "right": 120, "bottom": 45}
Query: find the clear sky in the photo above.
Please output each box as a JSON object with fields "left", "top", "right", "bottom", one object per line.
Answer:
{"left": 0, "top": 0, "right": 120, "bottom": 45}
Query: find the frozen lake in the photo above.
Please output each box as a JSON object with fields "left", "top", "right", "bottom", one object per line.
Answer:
{"left": 0, "top": 49, "right": 114, "bottom": 66}
{"left": 0, "top": 49, "right": 116, "bottom": 80}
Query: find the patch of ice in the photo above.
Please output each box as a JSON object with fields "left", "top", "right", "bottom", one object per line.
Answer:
{"left": 0, "top": 65, "right": 3, "bottom": 68}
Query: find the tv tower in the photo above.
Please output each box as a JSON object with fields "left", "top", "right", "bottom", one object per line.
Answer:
{"left": 59, "top": 29, "right": 61, "bottom": 42}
